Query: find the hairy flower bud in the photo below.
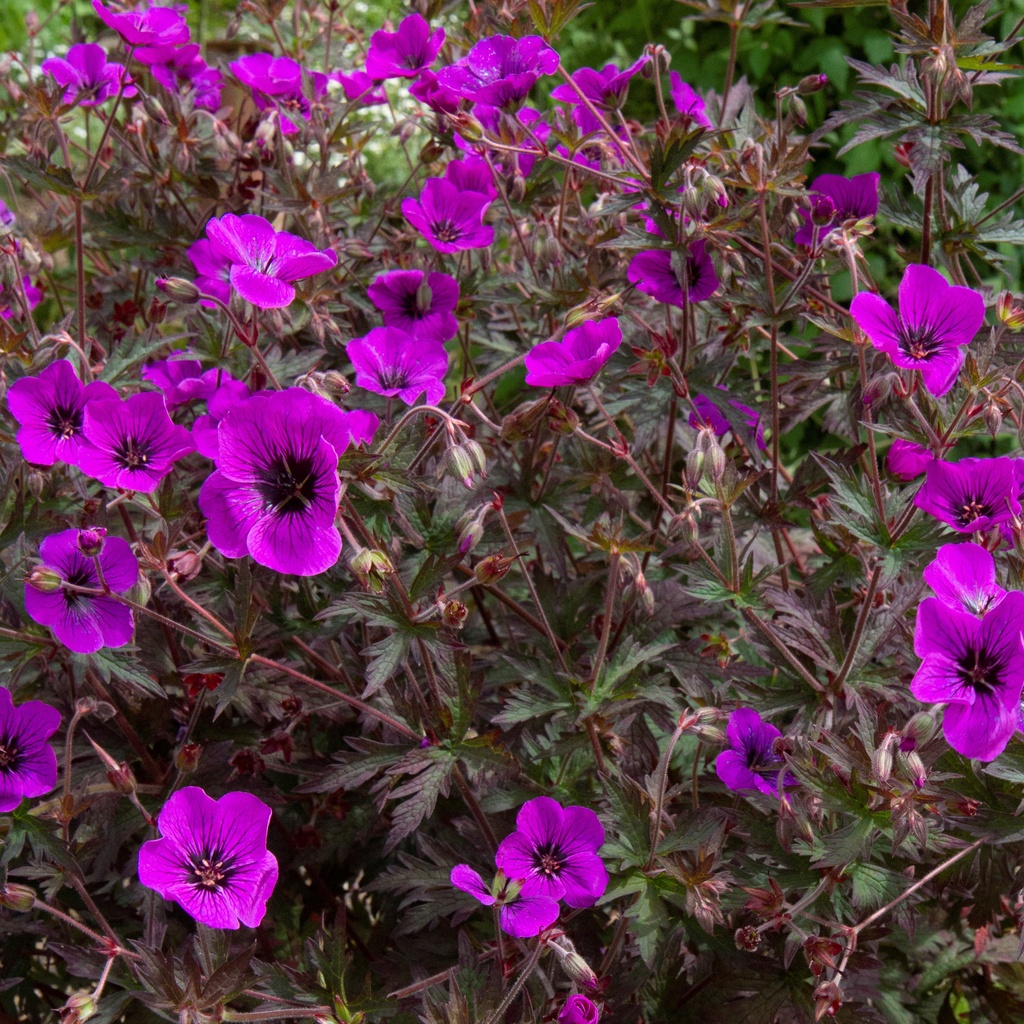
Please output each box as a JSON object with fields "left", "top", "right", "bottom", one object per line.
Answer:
{"left": 26, "top": 565, "right": 62, "bottom": 593}
{"left": 350, "top": 548, "right": 394, "bottom": 593}
{"left": 444, "top": 444, "right": 478, "bottom": 489}
{"left": 77, "top": 528, "right": 106, "bottom": 557}
{"left": 798, "top": 73, "right": 829, "bottom": 95}
{"left": 547, "top": 399, "right": 580, "bottom": 436}
{"left": 872, "top": 742, "right": 893, "bottom": 785}
{"left": 684, "top": 449, "right": 705, "bottom": 489}
{"left": 900, "top": 711, "right": 937, "bottom": 750}
{"left": 809, "top": 193, "right": 836, "bottom": 227}
{"left": 705, "top": 442, "right": 727, "bottom": 483}
{"left": 156, "top": 277, "right": 202, "bottom": 304}
{"left": 903, "top": 751, "right": 927, "bottom": 789}
{"left": 983, "top": 402, "right": 1002, "bottom": 438}
{"left": 0, "top": 882, "right": 36, "bottom": 911}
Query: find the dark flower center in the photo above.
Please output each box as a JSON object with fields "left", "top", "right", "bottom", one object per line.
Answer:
{"left": 955, "top": 644, "right": 1004, "bottom": 696}
{"left": 46, "top": 402, "right": 82, "bottom": 441}
{"left": 256, "top": 455, "right": 318, "bottom": 515}
{"left": 431, "top": 220, "right": 461, "bottom": 244}
{"left": 62, "top": 562, "right": 96, "bottom": 608}
{"left": 377, "top": 368, "right": 409, "bottom": 389}
{"left": 956, "top": 497, "right": 990, "bottom": 527}
{"left": 189, "top": 851, "right": 234, "bottom": 891}
{"left": 898, "top": 325, "right": 940, "bottom": 362}
{"left": 533, "top": 843, "right": 563, "bottom": 877}
{"left": 745, "top": 738, "right": 780, "bottom": 775}
{"left": 113, "top": 435, "right": 151, "bottom": 470}
{"left": 0, "top": 738, "right": 17, "bottom": 771}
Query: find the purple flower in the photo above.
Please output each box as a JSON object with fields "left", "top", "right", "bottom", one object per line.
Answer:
{"left": 437, "top": 35, "right": 559, "bottom": 110}
{"left": 912, "top": 591, "right": 1024, "bottom": 760}
{"left": 849, "top": 265, "right": 985, "bottom": 397}
{"left": 550, "top": 58, "right": 649, "bottom": 133}
{"left": 794, "top": 173, "right": 880, "bottom": 247}
{"left": 0, "top": 200, "right": 15, "bottom": 229}
{"left": 0, "top": 687, "right": 60, "bottom": 813}
{"left": 410, "top": 69, "right": 461, "bottom": 114}
{"left": 0, "top": 276, "right": 43, "bottom": 321}
{"left": 141, "top": 44, "right": 222, "bottom": 111}
{"left": 560, "top": 995, "right": 600, "bottom": 1024}
{"left": 450, "top": 865, "right": 560, "bottom": 938}
{"left": 331, "top": 70, "right": 386, "bottom": 106}
{"left": 198, "top": 389, "right": 377, "bottom": 576}
{"left": 494, "top": 796, "right": 607, "bottom": 908}
{"left": 229, "top": 54, "right": 326, "bottom": 134}
{"left": 42, "top": 43, "right": 136, "bottom": 107}
{"left": 142, "top": 355, "right": 217, "bottom": 408}
{"left": 91, "top": 0, "right": 190, "bottom": 47}
{"left": 913, "top": 457, "right": 1022, "bottom": 534}
{"left": 669, "top": 73, "right": 712, "bottom": 128}
{"left": 187, "top": 238, "right": 231, "bottom": 307}
{"left": 627, "top": 243, "right": 719, "bottom": 307}
{"left": 689, "top": 387, "right": 766, "bottom": 450}
{"left": 524, "top": 318, "right": 621, "bottom": 388}
{"left": 367, "top": 269, "right": 459, "bottom": 342}
{"left": 192, "top": 376, "right": 251, "bottom": 459}
{"left": 887, "top": 439, "right": 934, "bottom": 481}
{"left": 444, "top": 157, "right": 497, "bottom": 200}
{"left": 6, "top": 360, "right": 117, "bottom": 467}
{"left": 401, "top": 178, "right": 493, "bottom": 253}
{"left": 365, "top": 14, "right": 444, "bottom": 80}
{"left": 715, "top": 708, "right": 790, "bottom": 796}
{"left": 24, "top": 529, "right": 138, "bottom": 654}
{"left": 924, "top": 543, "right": 1006, "bottom": 617}
{"left": 203, "top": 213, "right": 338, "bottom": 309}
{"left": 138, "top": 787, "right": 278, "bottom": 929}
{"left": 347, "top": 327, "right": 448, "bottom": 406}
{"left": 79, "top": 392, "right": 196, "bottom": 491}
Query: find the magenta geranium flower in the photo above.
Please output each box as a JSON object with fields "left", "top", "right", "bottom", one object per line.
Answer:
{"left": 887, "top": 439, "right": 935, "bottom": 480}
{"left": 715, "top": 708, "right": 792, "bottom": 796}
{"left": 6, "top": 359, "right": 117, "bottom": 467}
{"left": 494, "top": 796, "right": 607, "bottom": 908}
{"left": 192, "top": 375, "right": 251, "bottom": 459}
{"left": 141, "top": 43, "right": 222, "bottom": 111}
{"left": 142, "top": 355, "right": 218, "bottom": 408}
{"left": 627, "top": 243, "right": 719, "bottom": 307}
{"left": 186, "top": 238, "right": 231, "bottom": 307}
{"left": 91, "top": 0, "right": 190, "bottom": 46}
{"left": 347, "top": 327, "right": 448, "bottom": 406}
{"left": 689, "top": 387, "right": 766, "bottom": 450}
{"left": 669, "top": 73, "right": 712, "bottom": 128}
{"left": 138, "top": 787, "right": 278, "bottom": 929}
{"left": 437, "top": 34, "right": 559, "bottom": 110}
{"left": 450, "top": 865, "right": 560, "bottom": 938}
{"left": 331, "top": 70, "right": 386, "bottom": 106}
{"left": 0, "top": 276, "right": 42, "bottom": 321}
{"left": 550, "top": 58, "right": 650, "bottom": 133}
{"left": 202, "top": 213, "right": 338, "bottom": 309}
{"left": 794, "top": 172, "right": 880, "bottom": 246}
{"left": 365, "top": 14, "right": 444, "bottom": 80}
{"left": 524, "top": 318, "right": 622, "bottom": 388}
{"left": 560, "top": 995, "right": 600, "bottom": 1024}
{"left": 367, "top": 269, "right": 459, "bottom": 343}
{"left": 42, "top": 43, "right": 135, "bottom": 107}
{"left": 79, "top": 392, "right": 196, "bottom": 491}
{"left": 24, "top": 529, "right": 138, "bottom": 654}
{"left": 198, "top": 388, "right": 377, "bottom": 576}
{"left": 913, "top": 457, "right": 1022, "bottom": 534}
{"left": 912, "top": 591, "right": 1024, "bottom": 761}
{"left": 444, "top": 157, "right": 497, "bottom": 200}
{"left": 401, "top": 178, "right": 493, "bottom": 253}
{"left": 229, "top": 53, "right": 326, "bottom": 134}
{"left": 410, "top": 69, "right": 461, "bottom": 114}
{"left": 0, "top": 687, "right": 60, "bottom": 813}
{"left": 849, "top": 265, "right": 985, "bottom": 397}
{"left": 924, "top": 543, "right": 1006, "bottom": 617}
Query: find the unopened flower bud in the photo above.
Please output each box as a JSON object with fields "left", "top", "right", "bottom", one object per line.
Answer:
{"left": 176, "top": 742, "right": 201, "bottom": 773}
{"left": 26, "top": 470, "right": 45, "bottom": 498}
{"left": 560, "top": 950, "right": 599, "bottom": 990}
{"left": 350, "top": 548, "right": 394, "bottom": 593}
{"left": 789, "top": 96, "right": 807, "bottom": 125}
{"left": 684, "top": 449, "right": 705, "bottom": 488}
{"left": 444, "top": 444, "right": 478, "bottom": 489}
{"left": 901, "top": 750, "right": 927, "bottom": 788}
{"left": 142, "top": 93, "right": 170, "bottom": 125}
{"left": 475, "top": 553, "right": 516, "bottom": 584}
{"left": 26, "top": 566, "right": 62, "bottom": 593}
{"left": 157, "top": 277, "right": 202, "bottom": 304}
{"left": 61, "top": 993, "right": 97, "bottom": 1024}
{"left": 705, "top": 442, "right": 727, "bottom": 483}
{"left": 798, "top": 73, "right": 829, "bottom": 95}
{"left": 0, "top": 882, "right": 36, "bottom": 911}
{"left": 984, "top": 402, "right": 1002, "bottom": 438}
{"left": 509, "top": 172, "right": 527, "bottom": 203}
{"left": 106, "top": 761, "right": 137, "bottom": 794}
{"left": 872, "top": 742, "right": 893, "bottom": 784}
{"left": 861, "top": 373, "right": 895, "bottom": 409}
{"left": 678, "top": 706, "right": 721, "bottom": 731}
{"left": 547, "top": 399, "right": 579, "bottom": 435}
{"left": 78, "top": 527, "right": 106, "bottom": 556}
{"left": 451, "top": 112, "right": 485, "bottom": 142}
{"left": 809, "top": 193, "right": 836, "bottom": 227}
{"left": 900, "top": 711, "right": 937, "bottom": 750}
{"left": 997, "top": 291, "right": 1024, "bottom": 329}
